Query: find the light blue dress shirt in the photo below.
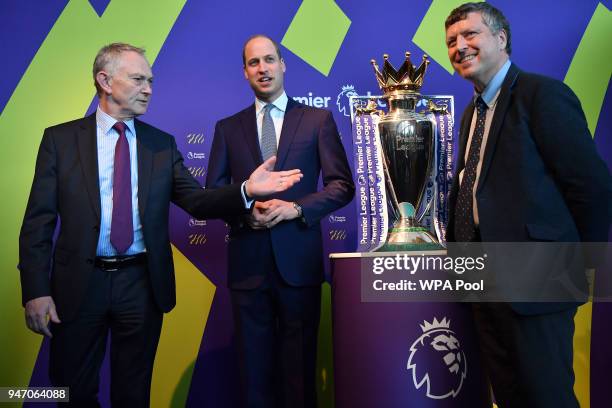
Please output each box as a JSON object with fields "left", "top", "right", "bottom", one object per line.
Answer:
{"left": 462, "top": 59, "right": 512, "bottom": 225}
{"left": 477, "top": 59, "right": 511, "bottom": 107}
{"left": 255, "top": 91, "right": 288, "bottom": 146}
{"left": 95, "top": 107, "right": 145, "bottom": 256}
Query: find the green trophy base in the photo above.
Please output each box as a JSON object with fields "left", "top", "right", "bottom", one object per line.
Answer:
{"left": 376, "top": 226, "right": 444, "bottom": 252}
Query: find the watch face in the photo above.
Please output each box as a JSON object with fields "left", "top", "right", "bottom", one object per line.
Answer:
{"left": 293, "top": 202, "right": 302, "bottom": 217}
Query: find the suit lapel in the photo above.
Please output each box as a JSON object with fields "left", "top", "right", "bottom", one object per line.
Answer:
{"left": 477, "top": 63, "right": 520, "bottom": 192}
{"left": 135, "top": 119, "right": 153, "bottom": 218}
{"left": 77, "top": 114, "right": 101, "bottom": 220}
{"left": 239, "top": 104, "right": 264, "bottom": 167}
{"left": 275, "top": 98, "right": 303, "bottom": 170}
{"left": 457, "top": 102, "right": 475, "bottom": 172}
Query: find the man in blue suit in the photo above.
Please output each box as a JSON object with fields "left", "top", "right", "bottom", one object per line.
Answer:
{"left": 206, "top": 35, "right": 354, "bottom": 407}
{"left": 444, "top": 3, "right": 611, "bottom": 407}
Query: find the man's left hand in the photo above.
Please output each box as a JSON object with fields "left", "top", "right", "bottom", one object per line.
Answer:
{"left": 246, "top": 156, "right": 303, "bottom": 198}
{"left": 245, "top": 201, "right": 269, "bottom": 229}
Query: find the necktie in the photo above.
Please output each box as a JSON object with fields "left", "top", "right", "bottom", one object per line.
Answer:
{"left": 454, "top": 97, "right": 487, "bottom": 242}
{"left": 260, "top": 104, "right": 277, "bottom": 160}
{"left": 110, "top": 122, "right": 134, "bottom": 253}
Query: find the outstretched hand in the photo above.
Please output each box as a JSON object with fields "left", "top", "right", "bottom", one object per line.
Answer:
{"left": 245, "top": 156, "right": 303, "bottom": 198}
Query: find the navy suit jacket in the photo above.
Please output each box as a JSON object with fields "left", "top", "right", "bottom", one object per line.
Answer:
{"left": 206, "top": 98, "right": 354, "bottom": 289}
{"left": 447, "top": 64, "right": 612, "bottom": 314}
{"left": 19, "top": 114, "right": 247, "bottom": 321}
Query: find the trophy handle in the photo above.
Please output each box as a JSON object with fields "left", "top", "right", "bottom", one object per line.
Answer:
{"left": 416, "top": 121, "right": 435, "bottom": 224}
{"left": 380, "top": 149, "right": 401, "bottom": 223}
{"left": 417, "top": 114, "right": 445, "bottom": 246}
{"left": 416, "top": 187, "right": 432, "bottom": 224}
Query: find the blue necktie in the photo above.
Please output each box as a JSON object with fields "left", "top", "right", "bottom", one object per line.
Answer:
{"left": 454, "top": 97, "right": 487, "bottom": 242}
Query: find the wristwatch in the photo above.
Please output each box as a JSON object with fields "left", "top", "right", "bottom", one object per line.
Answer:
{"left": 292, "top": 202, "right": 303, "bottom": 218}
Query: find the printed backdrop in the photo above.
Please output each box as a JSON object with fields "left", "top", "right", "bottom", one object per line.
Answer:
{"left": 0, "top": 1, "right": 610, "bottom": 407}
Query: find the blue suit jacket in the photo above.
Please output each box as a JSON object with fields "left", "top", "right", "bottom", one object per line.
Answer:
{"left": 447, "top": 64, "right": 612, "bottom": 314}
{"left": 206, "top": 98, "right": 355, "bottom": 289}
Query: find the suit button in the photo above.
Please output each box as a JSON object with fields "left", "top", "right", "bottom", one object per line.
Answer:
{"left": 86, "top": 259, "right": 93, "bottom": 264}
{"left": 93, "top": 225, "right": 100, "bottom": 232}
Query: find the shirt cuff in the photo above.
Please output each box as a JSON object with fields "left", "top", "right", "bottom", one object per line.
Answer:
{"left": 241, "top": 181, "right": 254, "bottom": 209}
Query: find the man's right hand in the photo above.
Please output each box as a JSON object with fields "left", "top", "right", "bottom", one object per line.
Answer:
{"left": 25, "top": 296, "right": 60, "bottom": 337}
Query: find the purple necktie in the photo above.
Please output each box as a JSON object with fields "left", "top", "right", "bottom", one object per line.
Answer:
{"left": 110, "top": 122, "right": 133, "bottom": 253}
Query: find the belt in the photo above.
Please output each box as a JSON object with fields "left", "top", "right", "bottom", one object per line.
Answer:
{"left": 95, "top": 253, "right": 147, "bottom": 271}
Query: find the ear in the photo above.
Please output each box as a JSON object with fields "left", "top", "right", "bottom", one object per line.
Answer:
{"left": 280, "top": 58, "right": 286, "bottom": 73}
{"left": 497, "top": 29, "right": 508, "bottom": 52}
{"left": 96, "top": 71, "right": 112, "bottom": 94}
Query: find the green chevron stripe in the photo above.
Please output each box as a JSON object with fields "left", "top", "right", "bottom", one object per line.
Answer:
{"left": 153, "top": 246, "right": 215, "bottom": 407}
{"left": 412, "top": 0, "right": 466, "bottom": 74}
{"left": 564, "top": 2, "right": 611, "bottom": 137}
{"left": 282, "top": 0, "right": 351, "bottom": 76}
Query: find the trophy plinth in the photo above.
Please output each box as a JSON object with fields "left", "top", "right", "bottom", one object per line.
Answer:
{"left": 371, "top": 53, "right": 443, "bottom": 251}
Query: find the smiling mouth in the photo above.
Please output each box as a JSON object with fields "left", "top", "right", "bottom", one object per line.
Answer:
{"left": 458, "top": 54, "right": 476, "bottom": 63}
{"left": 258, "top": 77, "right": 272, "bottom": 83}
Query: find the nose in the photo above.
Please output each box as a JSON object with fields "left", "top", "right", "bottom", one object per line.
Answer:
{"left": 257, "top": 62, "right": 268, "bottom": 73}
{"left": 456, "top": 35, "right": 468, "bottom": 51}
{"left": 142, "top": 81, "right": 152, "bottom": 95}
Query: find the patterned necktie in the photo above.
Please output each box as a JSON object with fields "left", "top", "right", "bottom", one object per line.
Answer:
{"left": 454, "top": 97, "right": 487, "bottom": 242}
{"left": 260, "top": 104, "right": 277, "bottom": 160}
{"left": 110, "top": 121, "right": 134, "bottom": 253}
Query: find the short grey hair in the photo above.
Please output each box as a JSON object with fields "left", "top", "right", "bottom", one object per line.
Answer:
{"left": 445, "top": 2, "right": 512, "bottom": 55}
{"left": 93, "top": 43, "right": 146, "bottom": 95}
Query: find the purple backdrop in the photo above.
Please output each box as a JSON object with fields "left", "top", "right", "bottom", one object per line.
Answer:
{"left": 3, "top": 1, "right": 609, "bottom": 407}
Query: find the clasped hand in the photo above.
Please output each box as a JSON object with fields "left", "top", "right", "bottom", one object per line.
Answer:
{"left": 247, "top": 199, "right": 301, "bottom": 229}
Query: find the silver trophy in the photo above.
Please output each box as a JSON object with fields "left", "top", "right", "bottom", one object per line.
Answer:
{"left": 371, "top": 52, "right": 441, "bottom": 250}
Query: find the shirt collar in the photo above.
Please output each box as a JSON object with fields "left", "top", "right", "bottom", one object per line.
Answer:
{"left": 96, "top": 106, "right": 136, "bottom": 136}
{"left": 255, "top": 91, "right": 288, "bottom": 115}
{"left": 474, "top": 59, "right": 511, "bottom": 108}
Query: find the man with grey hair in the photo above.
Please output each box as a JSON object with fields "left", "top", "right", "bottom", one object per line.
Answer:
{"left": 444, "top": 3, "right": 611, "bottom": 407}
{"left": 19, "top": 42, "right": 302, "bottom": 406}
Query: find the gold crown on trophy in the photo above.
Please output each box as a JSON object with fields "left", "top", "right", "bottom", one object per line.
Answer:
{"left": 371, "top": 52, "right": 430, "bottom": 93}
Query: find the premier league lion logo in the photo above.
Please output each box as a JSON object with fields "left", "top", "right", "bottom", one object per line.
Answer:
{"left": 407, "top": 317, "right": 467, "bottom": 399}
{"left": 336, "top": 84, "right": 359, "bottom": 117}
